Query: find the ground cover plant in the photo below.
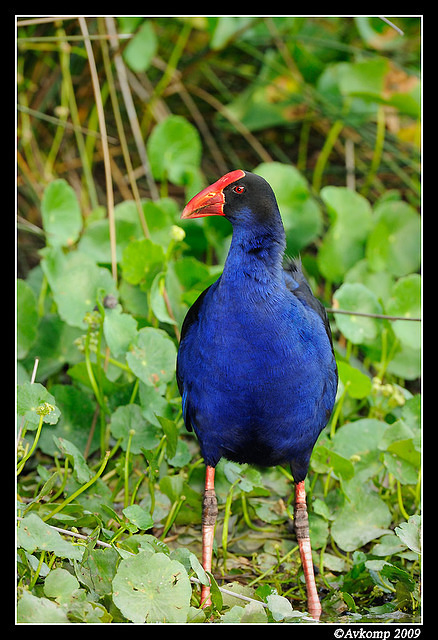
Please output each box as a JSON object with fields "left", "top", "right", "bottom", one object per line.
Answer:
{"left": 17, "top": 16, "right": 421, "bottom": 623}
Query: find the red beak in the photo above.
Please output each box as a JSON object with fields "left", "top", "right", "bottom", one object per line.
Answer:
{"left": 181, "top": 170, "right": 245, "bottom": 219}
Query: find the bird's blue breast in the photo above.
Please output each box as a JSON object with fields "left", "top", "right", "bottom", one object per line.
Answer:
{"left": 177, "top": 274, "right": 337, "bottom": 480}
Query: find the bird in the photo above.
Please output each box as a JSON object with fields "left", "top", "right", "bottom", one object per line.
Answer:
{"left": 176, "top": 169, "right": 338, "bottom": 620}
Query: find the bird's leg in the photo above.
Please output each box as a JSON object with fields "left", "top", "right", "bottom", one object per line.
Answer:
{"left": 201, "top": 465, "right": 217, "bottom": 607}
{"left": 294, "top": 480, "right": 322, "bottom": 620}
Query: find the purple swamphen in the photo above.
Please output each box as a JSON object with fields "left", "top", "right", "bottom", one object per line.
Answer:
{"left": 176, "top": 170, "right": 338, "bottom": 619}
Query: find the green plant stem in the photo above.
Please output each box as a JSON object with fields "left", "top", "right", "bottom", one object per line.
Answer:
{"left": 247, "top": 544, "right": 299, "bottom": 587}
{"left": 29, "top": 551, "right": 46, "bottom": 589}
{"left": 222, "top": 481, "right": 238, "bottom": 570}
{"left": 330, "top": 383, "right": 349, "bottom": 439}
{"left": 37, "top": 274, "right": 48, "bottom": 317}
{"left": 312, "top": 119, "right": 344, "bottom": 193}
{"left": 57, "top": 25, "right": 98, "bottom": 211}
{"left": 160, "top": 495, "right": 186, "bottom": 540}
{"left": 240, "top": 492, "right": 275, "bottom": 532}
{"left": 397, "top": 480, "right": 410, "bottom": 520}
{"left": 84, "top": 329, "right": 106, "bottom": 411}
{"left": 129, "top": 378, "right": 140, "bottom": 405}
{"left": 143, "top": 22, "right": 192, "bottom": 128}
{"left": 361, "top": 105, "right": 385, "bottom": 198}
{"left": 17, "top": 415, "right": 44, "bottom": 475}
{"left": 130, "top": 473, "right": 145, "bottom": 506}
{"left": 124, "top": 430, "right": 135, "bottom": 508}
{"left": 50, "top": 457, "right": 70, "bottom": 502}
{"left": 43, "top": 451, "right": 110, "bottom": 521}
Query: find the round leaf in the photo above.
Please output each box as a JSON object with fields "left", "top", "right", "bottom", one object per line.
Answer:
{"left": 44, "top": 568, "right": 79, "bottom": 602}
{"left": 112, "top": 551, "right": 192, "bottom": 623}
{"left": 147, "top": 115, "right": 202, "bottom": 185}
{"left": 103, "top": 306, "right": 138, "bottom": 357}
{"left": 18, "top": 513, "right": 83, "bottom": 560}
{"left": 318, "top": 187, "right": 372, "bottom": 283}
{"left": 337, "top": 361, "right": 372, "bottom": 399}
{"left": 122, "top": 504, "right": 154, "bottom": 530}
{"left": 17, "top": 591, "right": 68, "bottom": 623}
{"left": 41, "top": 248, "right": 117, "bottom": 328}
{"left": 366, "top": 200, "right": 420, "bottom": 276}
{"left": 126, "top": 327, "right": 177, "bottom": 387}
{"left": 121, "top": 238, "right": 165, "bottom": 286}
{"left": 123, "top": 20, "right": 157, "bottom": 72}
{"left": 17, "top": 381, "right": 60, "bottom": 428}
{"left": 331, "top": 484, "right": 392, "bottom": 551}
{"left": 41, "top": 179, "right": 83, "bottom": 247}
{"left": 333, "top": 283, "right": 382, "bottom": 344}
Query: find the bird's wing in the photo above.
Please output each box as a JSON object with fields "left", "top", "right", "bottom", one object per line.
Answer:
{"left": 176, "top": 283, "right": 214, "bottom": 431}
{"left": 283, "top": 257, "right": 334, "bottom": 349}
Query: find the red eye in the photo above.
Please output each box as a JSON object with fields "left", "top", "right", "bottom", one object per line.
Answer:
{"left": 232, "top": 185, "right": 245, "bottom": 194}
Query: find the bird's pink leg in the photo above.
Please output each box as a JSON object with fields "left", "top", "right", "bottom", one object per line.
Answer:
{"left": 201, "top": 465, "right": 217, "bottom": 607}
{"left": 294, "top": 480, "right": 322, "bottom": 620}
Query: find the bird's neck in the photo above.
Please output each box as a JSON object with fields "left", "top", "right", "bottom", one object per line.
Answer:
{"left": 221, "top": 214, "right": 286, "bottom": 290}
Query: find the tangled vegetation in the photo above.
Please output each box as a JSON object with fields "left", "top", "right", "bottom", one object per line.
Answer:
{"left": 17, "top": 16, "right": 421, "bottom": 623}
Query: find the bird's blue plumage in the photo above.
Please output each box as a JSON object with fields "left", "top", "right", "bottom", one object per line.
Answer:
{"left": 177, "top": 172, "right": 337, "bottom": 483}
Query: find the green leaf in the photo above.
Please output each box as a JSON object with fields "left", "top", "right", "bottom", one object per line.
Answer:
{"left": 383, "top": 450, "right": 418, "bottom": 485}
{"left": 333, "top": 283, "right": 382, "bottom": 344}
{"left": 17, "top": 382, "right": 60, "bottom": 428}
{"left": 17, "top": 279, "right": 39, "bottom": 359}
{"left": 366, "top": 200, "right": 421, "bottom": 276}
{"left": 312, "top": 445, "right": 355, "bottom": 481}
{"left": 147, "top": 115, "right": 202, "bottom": 186}
{"left": 41, "top": 179, "right": 83, "bottom": 247}
{"left": 21, "top": 314, "right": 83, "bottom": 381}
{"left": 337, "top": 361, "right": 372, "bottom": 399}
{"left": 109, "top": 404, "right": 160, "bottom": 454}
{"left": 76, "top": 546, "right": 118, "bottom": 596}
{"left": 208, "top": 16, "right": 254, "bottom": 50}
{"left": 386, "top": 274, "right": 421, "bottom": 350}
{"left": 159, "top": 473, "right": 185, "bottom": 502}
{"left": 156, "top": 415, "right": 178, "bottom": 458}
{"left": 78, "top": 217, "right": 141, "bottom": 264}
{"left": 337, "top": 58, "right": 389, "bottom": 98}
{"left": 395, "top": 515, "right": 421, "bottom": 554}
{"left": 331, "top": 483, "right": 392, "bottom": 551}
{"left": 112, "top": 551, "right": 192, "bottom": 622}
{"left": 44, "top": 567, "right": 80, "bottom": 603}
{"left": 18, "top": 513, "right": 83, "bottom": 560}
{"left": 123, "top": 20, "right": 157, "bottom": 72}
{"left": 318, "top": 187, "right": 373, "bottom": 283}
{"left": 41, "top": 248, "right": 117, "bottom": 328}
{"left": 170, "top": 548, "right": 209, "bottom": 586}
{"left": 332, "top": 418, "right": 388, "bottom": 459}
{"left": 103, "top": 305, "right": 138, "bottom": 357}
{"left": 126, "top": 327, "right": 177, "bottom": 387}
{"left": 150, "top": 271, "right": 176, "bottom": 324}
{"left": 266, "top": 593, "right": 295, "bottom": 621}
{"left": 37, "top": 384, "right": 98, "bottom": 457}
{"left": 222, "top": 460, "right": 263, "bottom": 492}
{"left": 122, "top": 504, "right": 154, "bottom": 530}
{"left": 54, "top": 436, "right": 94, "bottom": 484}
{"left": 121, "top": 238, "right": 165, "bottom": 286}
{"left": 17, "top": 590, "right": 69, "bottom": 623}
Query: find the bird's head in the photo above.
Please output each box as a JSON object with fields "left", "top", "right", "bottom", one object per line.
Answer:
{"left": 181, "top": 170, "right": 280, "bottom": 227}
